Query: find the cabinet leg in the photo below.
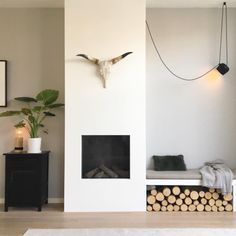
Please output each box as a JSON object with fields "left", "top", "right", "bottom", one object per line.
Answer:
{"left": 4, "top": 205, "right": 8, "bottom": 212}
{"left": 38, "top": 206, "right": 42, "bottom": 212}
{"left": 45, "top": 199, "right": 48, "bottom": 204}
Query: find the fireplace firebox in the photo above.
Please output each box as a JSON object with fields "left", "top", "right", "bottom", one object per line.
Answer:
{"left": 82, "top": 135, "right": 130, "bottom": 178}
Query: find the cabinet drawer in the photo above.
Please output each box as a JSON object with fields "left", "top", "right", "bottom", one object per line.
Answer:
{"left": 7, "top": 157, "right": 40, "bottom": 170}
{"left": 9, "top": 170, "right": 39, "bottom": 184}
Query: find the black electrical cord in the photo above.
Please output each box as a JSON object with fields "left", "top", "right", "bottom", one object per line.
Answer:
{"left": 218, "top": 2, "right": 224, "bottom": 64}
{"left": 219, "top": 2, "right": 228, "bottom": 65}
{"left": 146, "top": 2, "right": 228, "bottom": 81}
{"left": 225, "top": 3, "right": 229, "bottom": 65}
{"left": 146, "top": 21, "right": 218, "bottom": 81}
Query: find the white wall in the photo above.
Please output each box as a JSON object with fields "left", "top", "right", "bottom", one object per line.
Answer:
{"left": 0, "top": 8, "right": 64, "bottom": 200}
{"left": 65, "top": 0, "right": 146, "bottom": 212}
{"left": 146, "top": 9, "right": 236, "bottom": 169}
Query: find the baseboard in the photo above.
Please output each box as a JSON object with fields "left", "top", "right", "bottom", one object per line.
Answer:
{"left": 0, "top": 198, "right": 64, "bottom": 204}
{"left": 48, "top": 198, "right": 64, "bottom": 203}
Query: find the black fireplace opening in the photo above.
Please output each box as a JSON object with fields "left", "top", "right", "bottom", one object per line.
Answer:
{"left": 82, "top": 135, "right": 130, "bottom": 178}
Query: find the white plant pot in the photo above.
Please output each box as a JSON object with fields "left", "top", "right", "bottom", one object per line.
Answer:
{"left": 27, "top": 137, "right": 42, "bottom": 153}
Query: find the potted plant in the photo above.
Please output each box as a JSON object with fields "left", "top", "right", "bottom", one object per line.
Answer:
{"left": 0, "top": 89, "right": 64, "bottom": 153}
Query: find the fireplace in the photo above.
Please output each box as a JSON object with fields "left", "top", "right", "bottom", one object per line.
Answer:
{"left": 82, "top": 135, "right": 130, "bottom": 178}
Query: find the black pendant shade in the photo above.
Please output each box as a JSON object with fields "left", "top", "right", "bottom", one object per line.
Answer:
{"left": 216, "top": 63, "right": 229, "bottom": 75}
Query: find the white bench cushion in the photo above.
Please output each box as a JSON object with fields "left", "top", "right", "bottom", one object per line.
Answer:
{"left": 146, "top": 169, "right": 236, "bottom": 180}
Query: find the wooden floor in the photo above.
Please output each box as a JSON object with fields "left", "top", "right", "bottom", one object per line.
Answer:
{"left": 1, "top": 204, "right": 236, "bottom": 236}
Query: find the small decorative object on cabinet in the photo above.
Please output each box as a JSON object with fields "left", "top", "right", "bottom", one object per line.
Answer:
{"left": 0, "top": 89, "right": 64, "bottom": 153}
{"left": 3, "top": 151, "right": 50, "bottom": 211}
{"left": 14, "top": 128, "right": 24, "bottom": 152}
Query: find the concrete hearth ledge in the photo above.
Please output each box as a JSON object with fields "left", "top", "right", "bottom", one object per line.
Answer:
{"left": 24, "top": 228, "right": 236, "bottom": 236}
{"left": 146, "top": 169, "right": 236, "bottom": 179}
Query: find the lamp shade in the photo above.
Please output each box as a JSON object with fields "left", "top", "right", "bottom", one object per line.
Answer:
{"left": 216, "top": 63, "right": 229, "bottom": 75}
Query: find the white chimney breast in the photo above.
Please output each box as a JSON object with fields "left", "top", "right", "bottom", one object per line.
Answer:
{"left": 64, "top": 0, "right": 146, "bottom": 212}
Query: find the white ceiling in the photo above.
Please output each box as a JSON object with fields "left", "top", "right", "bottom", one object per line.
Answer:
{"left": 0, "top": 0, "right": 64, "bottom": 8}
{"left": 0, "top": 0, "right": 235, "bottom": 8}
{"left": 146, "top": 0, "right": 236, "bottom": 8}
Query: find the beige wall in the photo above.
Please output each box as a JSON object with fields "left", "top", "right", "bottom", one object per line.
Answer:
{"left": 0, "top": 8, "right": 64, "bottom": 200}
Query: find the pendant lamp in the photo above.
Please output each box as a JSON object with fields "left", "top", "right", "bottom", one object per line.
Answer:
{"left": 146, "top": 2, "right": 229, "bottom": 81}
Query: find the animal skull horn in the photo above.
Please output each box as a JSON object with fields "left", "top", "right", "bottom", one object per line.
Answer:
{"left": 77, "top": 52, "right": 133, "bottom": 88}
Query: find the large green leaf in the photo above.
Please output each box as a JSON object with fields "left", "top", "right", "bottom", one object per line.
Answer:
{"left": 28, "top": 115, "right": 36, "bottom": 124}
{"left": 15, "top": 97, "right": 37, "bottom": 102}
{"left": 14, "top": 120, "right": 26, "bottom": 128}
{"left": 36, "top": 89, "right": 59, "bottom": 105}
{"left": 32, "top": 106, "right": 43, "bottom": 112}
{"left": 44, "top": 112, "right": 56, "bottom": 116}
{"left": 21, "top": 108, "right": 32, "bottom": 115}
{"left": 46, "top": 103, "right": 64, "bottom": 108}
{"left": 0, "top": 111, "right": 21, "bottom": 117}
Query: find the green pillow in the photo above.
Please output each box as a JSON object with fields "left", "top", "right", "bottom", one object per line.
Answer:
{"left": 153, "top": 155, "right": 186, "bottom": 171}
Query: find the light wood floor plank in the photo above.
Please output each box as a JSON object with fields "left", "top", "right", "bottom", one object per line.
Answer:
{"left": 1, "top": 204, "right": 236, "bottom": 236}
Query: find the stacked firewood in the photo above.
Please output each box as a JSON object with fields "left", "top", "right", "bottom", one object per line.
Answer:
{"left": 147, "top": 186, "right": 233, "bottom": 212}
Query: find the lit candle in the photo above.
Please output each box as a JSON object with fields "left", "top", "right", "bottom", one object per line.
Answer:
{"left": 15, "top": 129, "right": 23, "bottom": 152}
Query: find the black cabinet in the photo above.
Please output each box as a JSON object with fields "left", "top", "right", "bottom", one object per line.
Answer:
{"left": 3, "top": 151, "right": 50, "bottom": 211}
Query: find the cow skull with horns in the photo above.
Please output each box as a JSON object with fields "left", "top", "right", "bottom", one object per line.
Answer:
{"left": 76, "top": 52, "right": 133, "bottom": 88}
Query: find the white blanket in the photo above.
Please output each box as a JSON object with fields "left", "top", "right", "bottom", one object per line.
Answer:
{"left": 200, "top": 159, "right": 233, "bottom": 195}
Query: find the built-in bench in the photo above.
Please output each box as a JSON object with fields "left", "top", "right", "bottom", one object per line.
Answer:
{"left": 146, "top": 169, "right": 236, "bottom": 212}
